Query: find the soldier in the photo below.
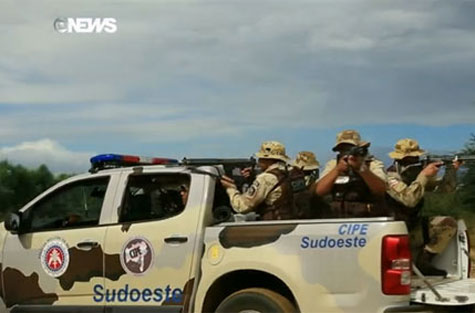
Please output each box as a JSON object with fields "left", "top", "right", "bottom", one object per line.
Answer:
{"left": 293, "top": 151, "right": 320, "bottom": 187}
{"left": 220, "top": 141, "right": 295, "bottom": 220}
{"left": 180, "top": 184, "right": 189, "bottom": 206}
{"left": 315, "top": 130, "right": 387, "bottom": 217}
{"left": 293, "top": 151, "right": 329, "bottom": 219}
{"left": 386, "top": 138, "right": 463, "bottom": 276}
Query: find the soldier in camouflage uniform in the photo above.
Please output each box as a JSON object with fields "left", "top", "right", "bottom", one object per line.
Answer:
{"left": 220, "top": 141, "right": 295, "bottom": 220}
{"left": 316, "top": 130, "right": 387, "bottom": 218}
{"left": 293, "top": 151, "right": 320, "bottom": 187}
{"left": 386, "top": 138, "right": 463, "bottom": 276}
{"left": 292, "top": 151, "right": 330, "bottom": 219}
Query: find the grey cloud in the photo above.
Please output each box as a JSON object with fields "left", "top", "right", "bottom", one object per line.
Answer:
{"left": 0, "top": 0, "right": 474, "bottom": 145}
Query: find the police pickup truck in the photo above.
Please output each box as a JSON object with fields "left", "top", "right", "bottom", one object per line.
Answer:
{"left": 0, "top": 154, "right": 473, "bottom": 313}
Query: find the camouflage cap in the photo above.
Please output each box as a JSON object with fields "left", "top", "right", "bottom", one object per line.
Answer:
{"left": 332, "top": 129, "right": 370, "bottom": 151}
{"left": 293, "top": 151, "right": 320, "bottom": 170}
{"left": 388, "top": 138, "right": 425, "bottom": 160}
{"left": 255, "top": 141, "right": 290, "bottom": 162}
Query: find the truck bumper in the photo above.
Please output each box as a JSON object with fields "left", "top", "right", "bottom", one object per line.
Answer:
{"left": 384, "top": 305, "right": 435, "bottom": 313}
{"left": 384, "top": 304, "right": 475, "bottom": 313}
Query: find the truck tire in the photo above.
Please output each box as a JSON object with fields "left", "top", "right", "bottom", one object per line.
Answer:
{"left": 215, "top": 287, "right": 297, "bottom": 313}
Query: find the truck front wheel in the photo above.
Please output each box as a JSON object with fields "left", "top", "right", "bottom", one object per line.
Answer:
{"left": 215, "top": 287, "right": 297, "bottom": 313}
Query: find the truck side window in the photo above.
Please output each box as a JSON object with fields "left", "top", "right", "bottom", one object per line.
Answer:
{"left": 120, "top": 174, "right": 190, "bottom": 223}
{"left": 22, "top": 177, "right": 110, "bottom": 233}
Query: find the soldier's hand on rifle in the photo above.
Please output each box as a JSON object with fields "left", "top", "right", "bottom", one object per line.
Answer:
{"left": 347, "top": 155, "right": 364, "bottom": 171}
{"left": 220, "top": 175, "right": 237, "bottom": 189}
{"left": 453, "top": 159, "right": 464, "bottom": 171}
{"left": 241, "top": 167, "right": 253, "bottom": 179}
{"left": 336, "top": 156, "right": 350, "bottom": 174}
{"left": 421, "top": 161, "right": 443, "bottom": 177}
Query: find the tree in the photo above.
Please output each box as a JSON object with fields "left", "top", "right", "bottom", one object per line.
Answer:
{"left": 421, "top": 135, "right": 475, "bottom": 218}
{"left": 459, "top": 134, "right": 475, "bottom": 210}
{"left": 0, "top": 161, "right": 71, "bottom": 219}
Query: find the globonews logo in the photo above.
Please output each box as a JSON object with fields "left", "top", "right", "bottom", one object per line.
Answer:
{"left": 54, "top": 17, "right": 117, "bottom": 34}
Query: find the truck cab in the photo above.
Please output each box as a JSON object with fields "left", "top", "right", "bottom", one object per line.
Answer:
{"left": 0, "top": 154, "right": 473, "bottom": 313}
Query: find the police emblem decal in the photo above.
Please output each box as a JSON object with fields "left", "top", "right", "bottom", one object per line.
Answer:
{"left": 40, "top": 238, "right": 70, "bottom": 277}
{"left": 120, "top": 237, "right": 154, "bottom": 275}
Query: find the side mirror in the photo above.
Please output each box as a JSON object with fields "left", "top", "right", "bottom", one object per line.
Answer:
{"left": 4, "top": 212, "right": 21, "bottom": 234}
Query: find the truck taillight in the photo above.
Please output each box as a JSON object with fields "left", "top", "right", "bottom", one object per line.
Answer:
{"left": 382, "top": 235, "right": 412, "bottom": 295}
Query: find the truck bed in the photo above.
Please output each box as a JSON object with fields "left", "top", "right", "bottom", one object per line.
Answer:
{"left": 411, "top": 276, "right": 458, "bottom": 290}
{"left": 411, "top": 278, "right": 475, "bottom": 306}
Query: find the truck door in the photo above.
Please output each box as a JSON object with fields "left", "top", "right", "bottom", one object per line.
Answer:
{"left": 2, "top": 173, "right": 118, "bottom": 312}
{"left": 101, "top": 171, "right": 202, "bottom": 312}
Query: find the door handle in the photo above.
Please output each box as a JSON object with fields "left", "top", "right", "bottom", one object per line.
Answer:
{"left": 164, "top": 236, "right": 188, "bottom": 244}
{"left": 77, "top": 240, "right": 99, "bottom": 251}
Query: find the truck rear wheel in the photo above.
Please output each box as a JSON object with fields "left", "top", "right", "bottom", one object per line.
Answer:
{"left": 215, "top": 287, "right": 297, "bottom": 313}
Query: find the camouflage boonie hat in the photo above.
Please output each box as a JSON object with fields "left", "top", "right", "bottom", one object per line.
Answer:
{"left": 255, "top": 141, "right": 290, "bottom": 162}
{"left": 293, "top": 151, "right": 320, "bottom": 170}
{"left": 332, "top": 129, "right": 370, "bottom": 151}
{"left": 389, "top": 138, "right": 425, "bottom": 160}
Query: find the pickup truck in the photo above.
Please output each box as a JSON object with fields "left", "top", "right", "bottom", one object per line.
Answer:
{"left": 0, "top": 154, "right": 473, "bottom": 313}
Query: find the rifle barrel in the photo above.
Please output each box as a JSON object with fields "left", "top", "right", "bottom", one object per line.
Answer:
{"left": 426, "top": 154, "right": 475, "bottom": 163}
{"left": 181, "top": 158, "right": 256, "bottom": 166}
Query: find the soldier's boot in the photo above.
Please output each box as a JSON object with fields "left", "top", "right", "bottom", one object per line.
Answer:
{"left": 416, "top": 250, "right": 447, "bottom": 277}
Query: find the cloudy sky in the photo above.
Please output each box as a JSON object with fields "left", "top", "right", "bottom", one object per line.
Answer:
{"left": 1, "top": 0, "right": 474, "bottom": 172}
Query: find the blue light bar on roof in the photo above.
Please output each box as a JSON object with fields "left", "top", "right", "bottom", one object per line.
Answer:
{"left": 90, "top": 153, "right": 178, "bottom": 172}
{"left": 90, "top": 154, "right": 122, "bottom": 164}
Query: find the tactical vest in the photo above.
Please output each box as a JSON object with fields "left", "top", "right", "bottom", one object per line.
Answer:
{"left": 331, "top": 170, "right": 372, "bottom": 202}
{"left": 331, "top": 167, "right": 387, "bottom": 218}
{"left": 386, "top": 165, "right": 423, "bottom": 230}
{"left": 291, "top": 168, "right": 315, "bottom": 219}
{"left": 303, "top": 170, "right": 319, "bottom": 188}
{"left": 255, "top": 168, "right": 295, "bottom": 221}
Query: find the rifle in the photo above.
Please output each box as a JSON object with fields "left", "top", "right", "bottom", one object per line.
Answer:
{"left": 337, "top": 145, "right": 369, "bottom": 161}
{"left": 181, "top": 157, "right": 258, "bottom": 189}
{"left": 335, "top": 146, "right": 370, "bottom": 180}
{"left": 421, "top": 154, "right": 475, "bottom": 167}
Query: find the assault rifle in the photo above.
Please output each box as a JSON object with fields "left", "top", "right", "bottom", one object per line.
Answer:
{"left": 335, "top": 146, "right": 370, "bottom": 180}
{"left": 337, "top": 145, "right": 369, "bottom": 163}
{"left": 181, "top": 157, "right": 258, "bottom": 189}
{"left": 420, "top": 154, "right": 475, "bottom": 167}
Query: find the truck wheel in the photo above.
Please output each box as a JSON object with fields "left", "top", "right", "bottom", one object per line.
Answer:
{"left": 215, "top": 287, "right": 297, "bottom": 313}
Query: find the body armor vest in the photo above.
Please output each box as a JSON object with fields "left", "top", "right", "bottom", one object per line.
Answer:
{"left": 331, "top": 169, "right": 372, "bottom": 203}
{"left": 331, "top": 165, "right": 387, "bottom": 218}
{"left": 256, "top": 168, "right": 295, "bottom": 221}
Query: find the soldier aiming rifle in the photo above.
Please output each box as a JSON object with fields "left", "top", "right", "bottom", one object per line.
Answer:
{"left": 316, "top": 130, "right": 387, "bottom": 218}
{"left": 385, "top": 139, "right": 471, "bottom": 276}
{"left": 182, "top": 157, "right": 258, "bottom": 191}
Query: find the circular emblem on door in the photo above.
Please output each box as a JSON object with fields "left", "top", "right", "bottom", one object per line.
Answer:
{"left": 40, "top": 238, "right": 70, "bottom": 277}
{"left": 120, "top": 237, "right": 154, "bottom": 275}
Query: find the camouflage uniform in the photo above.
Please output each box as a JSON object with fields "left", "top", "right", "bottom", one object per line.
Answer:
{"left": 319, "top": 130, "right": 387, "bottom": 218}
{"left": 225, "top": 141, "right": 294, "bottom": 220}
{"left": 386, "top": 138, "right": 458, "bottom": 275}
{"left": 293, "top": 151, "right": 320, "bottom": 187}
